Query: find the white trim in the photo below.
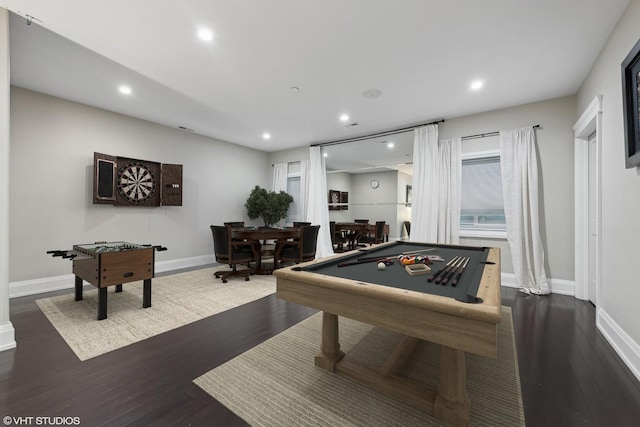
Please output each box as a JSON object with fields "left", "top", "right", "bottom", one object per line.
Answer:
{"left": 9, "top": 254, "right": 214, "bottom": 298}
{"left": 459, "top": 229, "right": 507, "bottom": 239}
{"left": 501, "top": 272, "right": 575, "bottom": 296}
{"left": 0, "top": 321, "right": 16, "bottom": 352}
{"left": 573, "top": 95, "right": 602, "bottom": 303}
{"left": 598, "top": 309, "right": 640, "bottom": 383}
{"left": 461, "top": 149, "right": 500, "bottom": 160}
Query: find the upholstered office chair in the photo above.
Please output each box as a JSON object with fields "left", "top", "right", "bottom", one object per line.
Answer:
{"left": 276, "top": 225, "right": 320, "bottom": 265}
{"left": 290, "top": 221, "right": 311, "bottom": 244}
{"left": 210, "top": 225, "right": 255, "bottom": 283}
{"left": 329, "top": 221, "right": 346, "bottom": 252}
{"left": 359, "top": 221, "right": 386, "bottom": 246}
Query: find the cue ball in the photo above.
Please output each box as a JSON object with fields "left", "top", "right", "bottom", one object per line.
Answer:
{"left": 377, "top": 262, "right": 386, "bottom": 270}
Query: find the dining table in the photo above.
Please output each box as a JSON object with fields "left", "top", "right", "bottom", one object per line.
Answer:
{"left": 231, "top": 226, "right": 300, "bottom": 274}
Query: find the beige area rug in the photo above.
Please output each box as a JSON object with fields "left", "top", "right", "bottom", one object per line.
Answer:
{"left": 36, "top": 267, "right": 275, "bottom": 361}
{"left": 195, "top": 306, "right": 524, "bottom": 426}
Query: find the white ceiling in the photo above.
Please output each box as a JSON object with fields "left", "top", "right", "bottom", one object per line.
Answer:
{"left": 4, "top": 0, "right": 629, "bottom": 170}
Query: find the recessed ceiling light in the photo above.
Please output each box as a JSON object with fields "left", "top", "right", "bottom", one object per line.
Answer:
{"left": 262, "top": 133, "right": 271, "bottom": 140}
{"left": 323, "top": 152, "right": 328, "bottom": 157}
{"left": 118, "top": 85, "right": 132, "bottom": 95}
{"left": 470, "top": 80, "right": 484, "bottom": 90}
{"left": 339, "top": 114, "right": 350, "bottom": 122}
{"left": 387, "top": 142, "right": 395, "bottom": 148}
{"left": 197, "top": 28, "right": 214, "bottom": 42}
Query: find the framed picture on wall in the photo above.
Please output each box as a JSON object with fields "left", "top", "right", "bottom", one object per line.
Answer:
{"left": 340, "top": 192, "right": 349, "bottom": 210}
{"left": 622, "top": 37, "right": 640, "bottom": 168}
{"left": 328, "top": 190, "right": 341, "bottom": 210}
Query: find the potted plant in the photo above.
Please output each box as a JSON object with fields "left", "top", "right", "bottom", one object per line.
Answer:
{"left": 244, "top": 185, "right": 294, "bottom": 228}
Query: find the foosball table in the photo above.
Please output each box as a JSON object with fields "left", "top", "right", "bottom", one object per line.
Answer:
{"left": 47, "top": 242, "right": 167, "bottom": 320}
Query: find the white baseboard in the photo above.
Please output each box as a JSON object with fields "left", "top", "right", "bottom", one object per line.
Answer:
{"left": 597, "top": 308, "right": 640, "bottom": 383}
{"left": 0, "top": 321, "right": 16, "bottom": 351}
{"left": 501, "top": 272, "right": 575, "bottom": 296}
{"left": 9, "top": 254, "right": 214, "bottom": 298}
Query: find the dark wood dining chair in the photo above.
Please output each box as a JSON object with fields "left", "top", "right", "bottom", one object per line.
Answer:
{"left": 359, "top": 221, "right": 386, "bottom": 246}
{"left": 224, "top": 221, "right": 245, "bottom": 228}
{"left": 293, "top": 222, "right": 311, "bottom": 227}
{"left": 354, "top": 219, "right": 369, "bottom": 223}
{"left": 276, "top": 225, "right": 320, "bottom": 265}
{"left": 210, "top": 225, "right": 254, "bottom": 283}
{"left": 329, "top": 221, "right": 346, "bottom": 252}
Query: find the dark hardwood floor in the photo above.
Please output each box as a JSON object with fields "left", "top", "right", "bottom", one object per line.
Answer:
{"left": 2, "top": 270, "right": 640, "bottom": 426}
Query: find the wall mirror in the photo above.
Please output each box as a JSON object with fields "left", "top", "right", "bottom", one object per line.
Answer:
{"left": 322, "top": 131, "right": 414, "bottom": 239}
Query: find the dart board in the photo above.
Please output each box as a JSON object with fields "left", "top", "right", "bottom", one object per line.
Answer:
{"left": 117, "top": 161, "right": 157, "bottom": 204}
{"left": 93, "top": 152, "right": 181, "bottom": 206}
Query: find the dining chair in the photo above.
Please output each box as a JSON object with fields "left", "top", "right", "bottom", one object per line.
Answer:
{"left": 224, "top": 221, "right": 245, "bottom": 228}
{"left": 354, "top": 219, "right": 369, "bottom": 223}
{"left": 359, "top": 221, "right": 386, "bottom": 246}
{"left": 293, "top": 221, "right": 311, "bottom": 227}
{"left": 329, "top": 221, "right": 346, "bottom": 252}
{"left": 276, "top": 225, "right": 320, "bottom": 265}
{"left": 210, "top": 225, "right": 255, "bottom": 283}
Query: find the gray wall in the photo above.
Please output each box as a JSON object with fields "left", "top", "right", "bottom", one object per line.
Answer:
{"left": 10, "top": 87, "right": 271, "bottom": 282}
{"left": 576, "top": 0, "right": 640, "bottom": 356}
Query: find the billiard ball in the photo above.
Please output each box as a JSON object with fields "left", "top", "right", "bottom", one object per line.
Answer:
{"left": 377, "top": 262, "right": 386, "bottom": 270}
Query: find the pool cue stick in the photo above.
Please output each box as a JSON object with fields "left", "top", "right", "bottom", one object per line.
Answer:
{"left": 427, "top": 256, "right": 460, "bottom": 282}
{"left": 437, "top": 256, "right": 464, "bottom": 285}
{"left": 337, "top": 256, "right": 391, "bottom": 267}
{"left": 440, "top": 257, "right": 467, "bottom": 286}
{"left": 357, "top": 247, "right": 436, "bottom": 262}
{"left": 450, "top": 257, "right": 471, "bottom": 287}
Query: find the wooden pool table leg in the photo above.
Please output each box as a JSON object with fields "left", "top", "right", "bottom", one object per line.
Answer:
{"left": 434, "top": 346, "right": 470, "bottom": 427}
{"left": 314, "top": 312, "right": 345, "bottom": 372}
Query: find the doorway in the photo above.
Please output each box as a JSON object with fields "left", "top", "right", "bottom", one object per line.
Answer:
{"left": 574, "top": 96, "right": 602, "bottom": 305}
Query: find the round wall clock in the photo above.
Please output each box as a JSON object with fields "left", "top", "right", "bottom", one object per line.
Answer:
{"left": 370, "top": 179, "right": 380, "bottom": 189}
{"left": 117, "top": 161, "right": 157, "bottom": 204}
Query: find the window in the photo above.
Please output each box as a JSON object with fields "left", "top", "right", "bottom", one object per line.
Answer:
{"left": 286, "top": 173, "right": 303, "bottom": 224}
{"left": 460, "top": 151, "right": 506, "bottom": 236}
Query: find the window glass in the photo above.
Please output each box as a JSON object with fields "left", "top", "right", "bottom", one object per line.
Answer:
{"left": 460, "top": 155, "right": 506, "bottom": 232}
{"left": 286, "top": 176, "right": 302, "bottom": 224}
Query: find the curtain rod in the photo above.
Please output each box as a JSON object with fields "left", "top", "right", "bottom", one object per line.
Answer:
{"left": 311, "top": 119, "right": 445, "bottom": 147}
{"left": 461, "top": 124, "right": 541, "bottom": 141}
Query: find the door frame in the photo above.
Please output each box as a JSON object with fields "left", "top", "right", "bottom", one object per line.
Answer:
{"left": 573, "top": 95, "right": 602, "bottom": 304}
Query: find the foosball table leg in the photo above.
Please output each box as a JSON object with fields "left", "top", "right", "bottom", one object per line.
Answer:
{"left": 97, "top": 287, "right": 108, "bottom": 320}
{"left": 74, "top": 276, "right": 83, "bottom": 301}
{"left": 143, "top": 279, "right": 152, "bottom": 308}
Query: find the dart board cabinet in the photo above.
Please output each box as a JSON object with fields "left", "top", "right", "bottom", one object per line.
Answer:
{"left": 93, "top": 152, "right": 182, "bottom": 207}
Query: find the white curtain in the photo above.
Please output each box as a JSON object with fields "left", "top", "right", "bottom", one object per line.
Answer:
{"left": 500, "top": 126, "right": 549, "bottom": 295}
{"left": 299, "top": 160, "right": 310, "bottom": 222}
{"left": 410, "top": 124, "right": 461, "bottom": 243}
{"left": 306, "top": 147, "right": 334, "bottom": 259}
{"left": 271, "top": 163, "right": 288, "bottom": 193}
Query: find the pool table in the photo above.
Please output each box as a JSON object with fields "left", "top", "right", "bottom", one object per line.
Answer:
{"left": 274, "top": 240, "right": 501, "bottom": 427}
